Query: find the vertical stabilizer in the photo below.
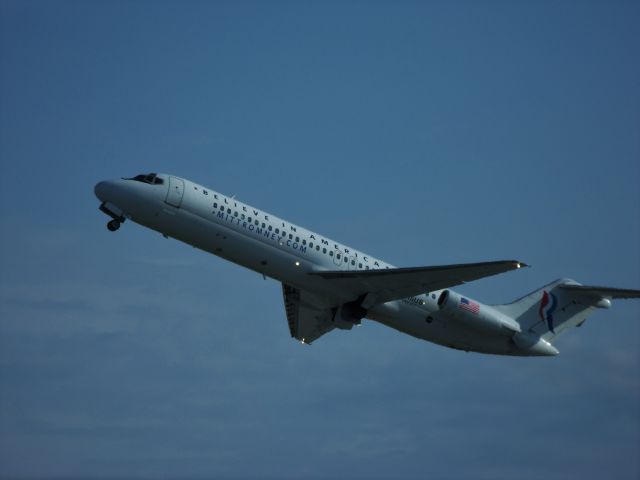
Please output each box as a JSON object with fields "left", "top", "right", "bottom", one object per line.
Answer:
{"left": 493, "top": 278, "right": 598, "bottom": 341}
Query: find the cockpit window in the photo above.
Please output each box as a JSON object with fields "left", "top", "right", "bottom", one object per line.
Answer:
{"left": 126, "top": 172, "right": 164, "bottom": 185}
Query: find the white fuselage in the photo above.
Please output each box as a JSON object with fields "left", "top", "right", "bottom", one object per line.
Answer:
{"left": 94, "top": 174, "right": 532, "bottom": 355}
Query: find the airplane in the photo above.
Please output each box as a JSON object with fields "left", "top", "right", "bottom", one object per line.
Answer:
{"left": 94, "top": 172, "right": 640, "bottom": 356}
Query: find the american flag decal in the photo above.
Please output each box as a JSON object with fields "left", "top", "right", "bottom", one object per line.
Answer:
{"left": 459, "top": 297, "right": 480, "bottom": 314}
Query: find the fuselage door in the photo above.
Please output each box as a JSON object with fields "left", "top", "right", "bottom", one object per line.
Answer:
{"left": 166, "top": 176, "right": 185, "bottom": 207}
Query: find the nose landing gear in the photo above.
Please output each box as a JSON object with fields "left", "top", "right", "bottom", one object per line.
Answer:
{"left": 100, "top": 203, "right": 125, "bottom": 232}
{"left": 107, "top": 219, "right": 121, "bottom": 232}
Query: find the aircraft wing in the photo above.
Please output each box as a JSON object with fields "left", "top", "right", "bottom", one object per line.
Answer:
{"left": 282, "top": 283, "right": 337, "bottom": 344}
{"left": 559, "top": 285, "right": 640, "bottom": 299}
{"left": 309, "top": 260, "right": 526, "bottom": 307}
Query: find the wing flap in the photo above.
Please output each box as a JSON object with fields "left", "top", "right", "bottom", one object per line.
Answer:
{"left": 282, "top": 284, "right": 336, "bottom": 344}
{"left": 310, "top": 260, "right": 526, "bottom": 306}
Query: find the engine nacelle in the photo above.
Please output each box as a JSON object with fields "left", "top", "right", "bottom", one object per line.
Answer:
{"left": 437, "top": 290, "right": 520, "bottom": 336}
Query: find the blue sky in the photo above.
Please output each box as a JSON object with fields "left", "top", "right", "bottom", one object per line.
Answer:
{"left": 0, "top": 1, "right": 638, "bottom": 478}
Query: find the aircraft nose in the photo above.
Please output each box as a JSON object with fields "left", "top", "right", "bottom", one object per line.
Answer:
{"left": 94, "top": 180, "right": 115, "bottom": 202}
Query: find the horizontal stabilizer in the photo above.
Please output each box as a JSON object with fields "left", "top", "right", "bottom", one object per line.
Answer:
{"left": 496, "top": 279, "right": 640, "bottom": 343}
{"left": 559, "top": 284, "right": 640, "bottom": 299}
{"left": 310, "top": 260, "right": 527, "bottom": 307}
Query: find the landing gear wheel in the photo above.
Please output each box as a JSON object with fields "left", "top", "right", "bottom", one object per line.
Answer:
{"left": 107, "top": 219, "right": 121, "bottom": 232}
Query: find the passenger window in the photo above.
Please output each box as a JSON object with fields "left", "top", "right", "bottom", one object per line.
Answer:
{"left": 275, "top": 228, "right": 279, "bottom": 234}
{"left": 255, "top": 220, "right": 259, "bottom": 226}
{"left": 262, "top": 223, "right": 266, "bottom": 228}
{"left": 336, "top": 253, "right": 341, "bottom": 259}
{"left": 322, "top": 248, "right": 327, "bottom": 254}
{"left": 302, "top": 239, "right": 306, "bottom": 245}
{"left": 295, "top": 237, "right": 299, "bottom": 242}
{"left": 289, "top": 234, "right": 293, "bottom": 240}
{"left": 351, "top": 260, "right": 355, "bottom": 266}
{"left": 268, "top": 225, "right": 272, "bottom": 231}
{"left": 248, "top": 217, "right": 252, "bottom": 223}
{"left": 329, "top": 251, "right": 334, "bottom": 257}
{"left": 227, "top": 208, "right": 231, "bottom": 214}
{"left": 213, "top": 203, "right": 217, "bottom": 208}
{"left": 359, "top": 263, "right": 363, "bottom": 268}
{"left": 234, "top": 211, "right": 238, "bottom": 217}
{"left": 316, "top": 245, "right": 320, "bottom": 251}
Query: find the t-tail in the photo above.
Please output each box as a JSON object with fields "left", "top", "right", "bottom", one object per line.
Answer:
{"left": 493, "top": 278, "right": 640, "bottom": 356}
